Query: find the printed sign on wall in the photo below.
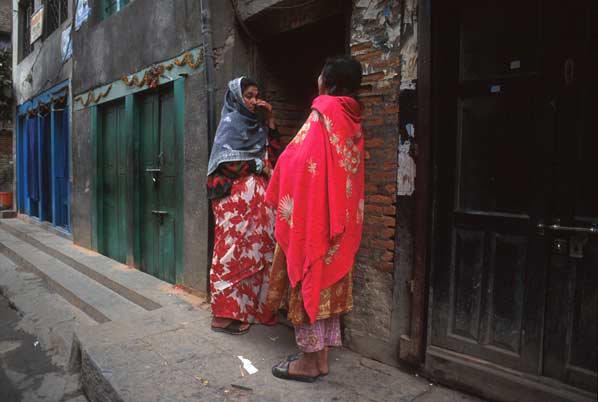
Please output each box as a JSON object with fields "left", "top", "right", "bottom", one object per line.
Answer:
{"left": 61, "top": 26, "right": 72, "bottom": 62}
{"left": 30, "top": 7, "right": 44, "bottom": 44}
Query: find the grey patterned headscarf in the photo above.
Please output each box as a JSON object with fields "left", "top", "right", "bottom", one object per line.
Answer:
{"left": 207, "top": 77, "right": 268, "bottom": 176}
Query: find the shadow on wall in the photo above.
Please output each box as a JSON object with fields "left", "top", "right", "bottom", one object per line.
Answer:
{"left": 256, "top": 14, "right": 348, "bottom": 145}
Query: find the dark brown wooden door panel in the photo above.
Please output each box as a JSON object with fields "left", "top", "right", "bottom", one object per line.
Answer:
{"left": 430, "top": 0, "right": 597, "bottom": 395}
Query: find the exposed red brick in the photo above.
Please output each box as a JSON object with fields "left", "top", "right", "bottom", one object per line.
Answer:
{"left": 354, "top": 49, "right": 385, "bottom": 62}
{"left": 367, "top": 195, "right": 394, "bottom": 204}
{"left": 365, "top": 137, "right": 384, "bottom": 148}
{"left": 365, "top": 215, "right": 396, "bottom": 228}
{"left": 371, "top": 239, "right": 395, "bottom": 250}
{"left": 383, "top": 206, "right": 396, "bottom": 215}
{"left": 381, "top": 251, "right": 394, "bottom": 262}
{"left": 363, "top": 117, "right": 384, "bottom": 126}
{"left": 351, "top": 42, "right": 374, "bottom": 52}
{"left": 377, "top": 262, "right": 394, "bottom": 272}
{"left": 362, "top": 71, "right": 386, "bottom": 82}
{"left": 360, "top": 95, "right": 384, "bottom": 104}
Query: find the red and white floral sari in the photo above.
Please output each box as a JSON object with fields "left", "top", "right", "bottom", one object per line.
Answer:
{"left": 210, "top": 173, "right": 276, "bottom": 325}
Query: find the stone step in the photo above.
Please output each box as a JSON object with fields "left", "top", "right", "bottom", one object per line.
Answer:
{"left": 0, "top": 228, "right": 148, "bottom": 324}
{"left": 0, "top": 218, "right": 164, "bottom": 311}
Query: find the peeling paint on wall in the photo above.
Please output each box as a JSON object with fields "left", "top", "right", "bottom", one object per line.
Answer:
{"left": 213, "top": 28, "right": 235, "bottom": 69}
{"left": 352, "top": 0, "right": 402, "bottom": 50}
{"left": 399, "top": 0, "right": 418, "bottom": 90}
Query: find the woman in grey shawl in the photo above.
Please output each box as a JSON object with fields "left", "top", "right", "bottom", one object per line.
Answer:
{"left": 207, "top": 77, "right": 281, "bottom": 334}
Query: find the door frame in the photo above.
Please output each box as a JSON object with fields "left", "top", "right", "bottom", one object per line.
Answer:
{"left": 91, "top": 79, "right": 185, "bottom": 282}
{"left": 420, "top": 2, "right": 597, "bottom": 402}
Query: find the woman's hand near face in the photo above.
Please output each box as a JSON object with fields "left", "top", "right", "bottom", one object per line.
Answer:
{"left": 262, "top": 165, "right": 272, "bottom": 178}
{"left": 256, "top": 99, "right": 276, "bottom": 129}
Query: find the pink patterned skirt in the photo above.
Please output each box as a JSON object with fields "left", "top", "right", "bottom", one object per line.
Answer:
{"left": 210, "top": 174, "right": 276, "bottom": 325}
{"left": 295, "top": 316, "right": 342, "bottom": 353}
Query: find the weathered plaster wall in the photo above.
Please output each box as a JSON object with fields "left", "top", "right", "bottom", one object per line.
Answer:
{"left": 12, "top": 0, "right": 73, "bottom": 104}
{"left": 182, "top": 73, "right": 209, "bottom": 292}
{"left": 343, "top": 0, "right": 419, "bottom": 365}
{"left": 72, "top": 0, "right": 202, "bottom": 95}
{"left": 71, "top": 106, "right": 91, "bottom": 247}
{"left": 0, "top": 0, "right": 11, "bottom": 33}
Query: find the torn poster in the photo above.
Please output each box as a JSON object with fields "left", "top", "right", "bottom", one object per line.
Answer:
{"left": 397, "top": 140, "right": 416, "bottom": 196}
{"left": 61, "top": 26, "right": 72, "bottom": 62}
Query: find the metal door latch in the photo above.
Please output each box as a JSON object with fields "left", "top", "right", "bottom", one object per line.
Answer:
{"left": 151, "top": 210, "right": 168, "bottom": 224}
{"left": 569, "top": 235, "right": 588, "bottom": 259}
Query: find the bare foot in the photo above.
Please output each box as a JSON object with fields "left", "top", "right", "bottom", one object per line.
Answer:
{"left": 317, "top": 347, "right": 329, "bottom": 375}
{"left": 287, "top": 352, "right": 320, "bottom": 378}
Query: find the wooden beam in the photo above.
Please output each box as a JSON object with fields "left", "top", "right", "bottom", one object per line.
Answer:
{"left": 173, "top": 78, "right": 185, "bottom": 284}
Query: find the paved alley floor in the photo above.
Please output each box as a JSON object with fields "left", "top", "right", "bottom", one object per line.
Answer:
{"left": 0, "top": 292, "right": 86, "bottom": 402}
{"left": 0, "top": 218, "right": 490, "bottom": 402}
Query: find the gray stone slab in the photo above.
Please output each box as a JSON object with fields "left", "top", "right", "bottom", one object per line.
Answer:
{"left": 77, "top": 305, "right": 436, "bottom": 402}
{"left": 0, "top": 229, "right": 147, "bottom": 323}
{"left": 0, "top": 218, "right": 203, "bottom": 311}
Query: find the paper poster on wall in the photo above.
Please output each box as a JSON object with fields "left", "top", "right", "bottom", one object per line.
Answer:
{"left": 30, "top": 7, "right": 44, "bottom": 44}
{"left": 75, "top": 0, "right": 91, "bottom": 30}
{"left": 61, "top": 26, "right": 72, "bottom": 62}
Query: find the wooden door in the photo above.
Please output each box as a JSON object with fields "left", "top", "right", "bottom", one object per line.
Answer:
{"left": 52, "top": 108, "right": 70, "bottom": 230}
{"left": 541, "top": 0, "right": 597, "bottom": 392}
{"left": 139, "top": 87, "right": 177, "bottom": 284}
{"left": 100, "top": 101, "right": 127, "bottom": 263}
{"left": 429, "top": 0, "right": 597, "bottom": 395}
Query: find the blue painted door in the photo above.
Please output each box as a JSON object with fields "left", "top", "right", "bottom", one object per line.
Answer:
{"left": 26, "top": 117, "right": 39, "bottom": 218}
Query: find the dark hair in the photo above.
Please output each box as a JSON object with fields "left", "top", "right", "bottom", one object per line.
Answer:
{"left": 321, "top": 56, "right": 363, "bottom": 98}
{"left": 241, "top": 77, "right": 259, "bottom": 94}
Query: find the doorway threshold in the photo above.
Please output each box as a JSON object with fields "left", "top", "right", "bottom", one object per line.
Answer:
{"left": 16, "top": 214, "right": 72, "bottom": 241}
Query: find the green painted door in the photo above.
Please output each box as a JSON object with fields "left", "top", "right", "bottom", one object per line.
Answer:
{"left": 139, "top": 88, "right": 177, "bottom": 283}
{"left": 100, "top": 101, "right": 127, "bottom": 263}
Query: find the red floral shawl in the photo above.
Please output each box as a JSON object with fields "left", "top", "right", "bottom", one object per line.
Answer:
{"left": 266, "top": 95, "right": 364, "bottom": 323}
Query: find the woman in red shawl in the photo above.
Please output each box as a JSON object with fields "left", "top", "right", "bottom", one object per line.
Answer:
{"left": 266, "top": 57, "right": 364, "bottom": 381}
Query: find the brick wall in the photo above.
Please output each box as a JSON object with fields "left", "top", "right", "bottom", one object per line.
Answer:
{"left": 0, "top": 129, "right": 13, "bottom": 193}
{"left": 343, "top": 0, "right": 404, "bottom": 360}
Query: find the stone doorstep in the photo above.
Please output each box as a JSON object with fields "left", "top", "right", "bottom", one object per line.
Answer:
{"left": 0, "top": 218, "right": 206, "bottom": 311}
{"left": 0, "top": 210, "right": 17, "bottom": 219}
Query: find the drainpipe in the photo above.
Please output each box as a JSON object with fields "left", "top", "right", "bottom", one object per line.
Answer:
{"left": 200, "top": 0, "right": 217, "bottom": 292}
{"left": 200, "top": 0, "right": 217, "bottom": 150}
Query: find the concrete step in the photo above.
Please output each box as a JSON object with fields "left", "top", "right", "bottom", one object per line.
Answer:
{"left": 0, "top": 218, "right": 168, "bottom": 311}
{"left": 0, "top": 210, "right": 17, "bottom": 219}
{"left": 0, "top": 228, "right": 148, "bottom": 324}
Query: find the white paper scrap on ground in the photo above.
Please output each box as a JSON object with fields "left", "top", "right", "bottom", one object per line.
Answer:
{"left": 237, "top": 356, "right": 259, "bottom": 375}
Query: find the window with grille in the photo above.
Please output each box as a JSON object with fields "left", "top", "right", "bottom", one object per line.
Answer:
{"left": 20, "top": 0, "right": 33, "bottom": 60}
{"left": 103, "top": 0, "right": 129, "bottom": 19}
{"left": 46, "top": 0, "right": 69, "bottom": 36}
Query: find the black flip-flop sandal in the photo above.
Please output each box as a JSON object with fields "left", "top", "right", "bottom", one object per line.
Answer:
{"left": 211, "top": 320, "right": 249, "bottom": 335}
{"left": 286, "top": 352, "right": 328, "bottom": 376}
{"left": 271, "top": 360, "right": 320, "bottom": 383}
{"left": 286, "top": 352, "right": 303, "bottom": 362}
